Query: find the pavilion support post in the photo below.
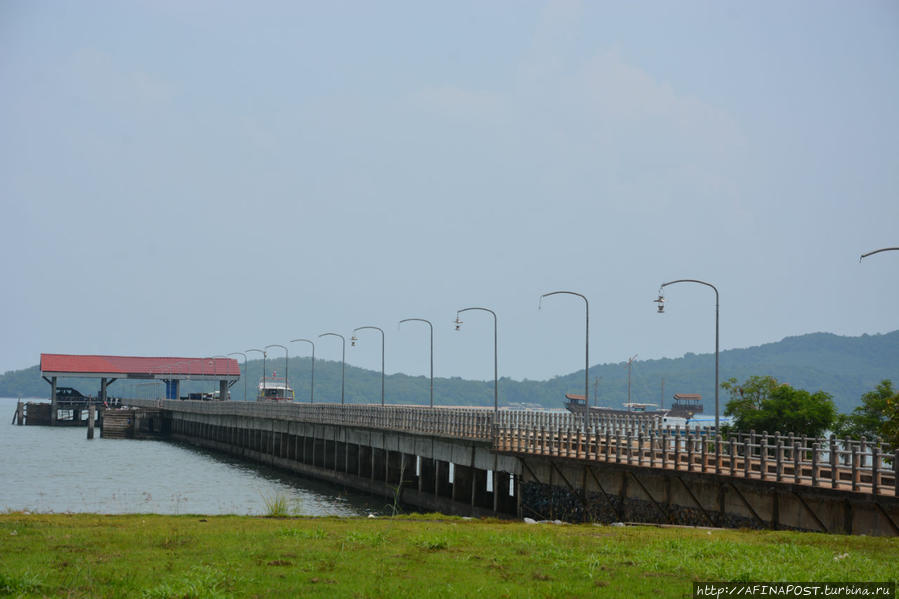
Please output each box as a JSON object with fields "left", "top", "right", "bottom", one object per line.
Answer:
{"left": 50, "top": 376, "right": 57, "bottom": 426}
{"left": 100, "top": 378, "right": 108, "bottom": 405}
{"left": 87, "top": 404, "right": 95, "bottom": 440}
{"left": 219, "top": 380, "right": 228, "bottom": 402}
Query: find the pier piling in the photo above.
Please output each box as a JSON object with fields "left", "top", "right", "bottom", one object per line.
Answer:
{"left": 87, "top": 404, "right": 95, "bottom": 440}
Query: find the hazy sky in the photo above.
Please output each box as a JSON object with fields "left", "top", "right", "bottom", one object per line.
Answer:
{"left": 2, "top": 1, "right": 897, "bottom": 388}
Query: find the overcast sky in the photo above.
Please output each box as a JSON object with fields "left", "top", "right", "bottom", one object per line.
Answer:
{"left": 2, "top": 1, "right": 897, "bottom": 387}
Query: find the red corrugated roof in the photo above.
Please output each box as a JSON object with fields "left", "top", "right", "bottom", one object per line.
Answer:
{"left": 40, "top": 354, "right": 240, "bottom": 377}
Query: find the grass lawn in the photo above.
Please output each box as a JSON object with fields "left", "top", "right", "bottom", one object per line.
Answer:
{"left": 1, "top": 513, "right": 897, "bottom": 598}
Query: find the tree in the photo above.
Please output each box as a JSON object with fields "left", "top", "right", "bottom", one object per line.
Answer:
{"left": 722, "top": 375, "right": 836, "bottom": 437}
{"left": 721, "top": 375, "right": 779, "bottom": 416}
{"left": 834, "top": 380, "right": 899, "bottom": 444}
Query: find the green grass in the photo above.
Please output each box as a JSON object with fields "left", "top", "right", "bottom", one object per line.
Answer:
{"left": 0, "top": 513, "right": 897, "bottom": 598}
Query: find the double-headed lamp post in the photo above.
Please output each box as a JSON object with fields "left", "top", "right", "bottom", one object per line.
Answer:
{"left": 289, "top": 339, "right": 315, "bottom": 403}
{"left": 399, "top": 318, "right": 433, "bottom": 407}
{"left": 454, "top": 307, "right": 498, "bottom": 415}
{"left": 319, "top": 333, "right": 345, "bottom": 404}
{"left": 246, "top": 348, "right": 266, "bottom": 399}
{"left": 228, "top": 352, "right": 247, "bottom": 401}
{"left": 654, "top": 279, "right": 719, "bottom": 430}
{"left": 539, "top": 291, "right": 589, "bottom": 419}
{"left": 352, "top": 326, "right": 385, "bottom": 406}
{"left": 265, "top": 344, "right": 289, "bottom": 399}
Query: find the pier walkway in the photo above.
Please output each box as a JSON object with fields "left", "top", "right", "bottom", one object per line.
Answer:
{"left": 123, "top": 399, "right": 899, "bottom": 535}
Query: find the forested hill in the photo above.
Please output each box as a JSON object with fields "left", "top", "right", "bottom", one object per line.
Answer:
{"left": 2, "top": 331, "right": 896, "bottom": 414}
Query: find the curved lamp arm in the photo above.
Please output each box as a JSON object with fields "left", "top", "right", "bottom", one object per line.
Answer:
{"left": 228, "top": 352, "right": 248, "bottom": 401}
{"left": 319, "top": 333, "right": 346, "bottom": 404}
{"left": 538, "top": 290, "right": 589, "bottom": 417}
{"left": 352, "top": 326, "right": 385, "bottom": 406}
{"left": 655, "top": 278, "right": 719, "bottom": 430}
{"left": 455, "top": 307, "right": 498, "bottom": 414}
{"left": 399, "top": 318, "right": 434, "bottom": 407}
{"left": 860, "top": 247, "right": 899, "bottom": 262}
{"left": 289, "top": 339, "right": 315, "bottom": 403}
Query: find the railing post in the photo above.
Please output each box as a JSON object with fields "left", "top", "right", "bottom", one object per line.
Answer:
{"left": 728, "top": 437, "right": 736, "bottom": 477}
{"left": 687, "top": 433, "right": 695, "bottom": 472}
{"left": 673, "top": 428, "right": 680, "bottom": 470}
{"left": 714, "top": 435, "right": 721, "bottom": 475}
{"left": 851, "top": 444, "right": 859, "bottom": 492}
{"left": 830, "top": 435, "right": 838, "bottom": 489}
{"left": 811, "top": 443, "right": 819, "bottom": 487}
{"left": 637, "top": 430, "right": 644, "bottom": 466}
{"left": 626, "top": 430, "right": 633, "bottom": 465}
{"left": 894, "top": 450, "right": 899, "bottom": 497}
{"left": 793, "top": 441, "right": 800, "bottom": 484}
{"left": 615, "top": 429, "right": 622, "bottom": 464}
{"left": 872, "top": 446, "right": 880, "bottom": 496}
{"left": 776, "top": 434, "right": 784, "bottom": 482}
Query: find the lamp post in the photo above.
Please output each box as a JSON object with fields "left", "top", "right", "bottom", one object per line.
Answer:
{"left": 246, "top": 348, "right": 266, "bottom": 401}
{"left": 352, "top": 326, "right": 385, "bottom": 406}
{"left": 654, "top": 279, "right": 719, "bottom": 430}
{"left": 265, "top": 344, "right": 289, "bottom": 400}
{"left": 539, "top": 291, "right": 589, "bottom": 419}
{"left": 860, "top": 247, "right": 899, "bottom": 261}
{"left": 454, "top": 307, "right": 498, "bottom": 415}
{"left": 319, "top": 333, "right": 345, "bottom": 404}
{"left": 228, "top": 352, "right": 248, "bottom": 401}
{"left": 399, "top": 318, "right": 433, "bottom": 407}
{"left": 289, "top": 339, "right": 315, "bottom": 403}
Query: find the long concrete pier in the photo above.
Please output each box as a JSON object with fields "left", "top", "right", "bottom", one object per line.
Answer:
{"left": 124, "top": 399, "right": 899, "bottom": 536}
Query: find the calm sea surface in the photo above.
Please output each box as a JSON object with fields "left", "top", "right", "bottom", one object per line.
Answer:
{"left": 0, "top": 397, "right": 386, "bottom": 516}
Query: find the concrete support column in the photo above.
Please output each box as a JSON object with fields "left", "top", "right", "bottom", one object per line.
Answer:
{"left": 453, "top": 464, "right": 473, "bottom": 504}
{"left": 436, "top": 460, "right": 451, "bottom": 499}
{"left": 403, "top": 453, "right": 419, "bottom": 489}
{"left": 494, "top": 471, "right": 513, "bottom": 514}
{"left": 472, "top": 468, "right": 490, "bottom": 509}
{"left": 16, "top": 400, "right": 24, "bottom": 425}
{"left": 219, "top": 380, "right": 228, "bottom": 402}
{"left": 419, "top": 457, "right": 436, "bottom": 494}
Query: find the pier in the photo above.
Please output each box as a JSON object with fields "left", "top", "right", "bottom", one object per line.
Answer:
{"left": 119, "top": 398, "right": 899, "bottom": 536}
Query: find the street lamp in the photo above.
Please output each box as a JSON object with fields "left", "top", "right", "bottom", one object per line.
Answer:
{"left": 289, "top": 339, "right": 315, "bottom": 403}
{"left": 352, "top": 326, "right": 385, "bottom": 406}
{"left": 860, "top": 247, "right": 899, "bottom": 261}
{"left": 246, "top": 348, "right": 266, "bottom": 401}
{"left": 539, "top": 291, "right": 589, "bottom": 417}
{"left": 654, "top": 279, "right": 720, "bottom": 430}
{"left": 454, "top": 307, "right": 498, "bottom": 415}
{"left": 228, "top": 352, "right": 248, "bottom": 401}
{"left": 319, "top": 333, "right": 345, "bottom": 404}
{"left": 265, "top": 344, "right": 289, "bottom": 400}
{"left": 399, "top": 318, "right": 433, "bottom": 407}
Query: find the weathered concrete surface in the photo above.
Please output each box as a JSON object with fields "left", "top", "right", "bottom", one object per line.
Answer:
{"left": 517, "top": 455, "right": 899, "bottom": 536}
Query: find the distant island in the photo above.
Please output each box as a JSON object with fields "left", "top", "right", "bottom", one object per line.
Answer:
{"left": 2, "top": 330, "right": 896, "bottom": 414}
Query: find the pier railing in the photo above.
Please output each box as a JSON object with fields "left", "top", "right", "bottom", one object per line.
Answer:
{"left": 495, "top": 425, "right": 899, "bottom": 497}
{"left": 126, "top": 399, "right": 897, "bottom": 497}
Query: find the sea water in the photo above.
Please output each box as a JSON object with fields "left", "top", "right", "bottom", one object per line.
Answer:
{"left": 0, "top": 397, "right": 386, "bottom": 516}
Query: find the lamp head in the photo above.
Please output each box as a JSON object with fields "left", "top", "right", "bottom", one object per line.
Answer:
{"left": 654, "top": 295, "right": 665, "bottom": 314}
{"left": 350, "top": 335, "right": 358, "bottom": 347}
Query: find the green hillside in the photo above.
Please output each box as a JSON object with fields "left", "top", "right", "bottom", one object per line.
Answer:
{"left": 2, "top": 330, "right": 896, "bottom": 414}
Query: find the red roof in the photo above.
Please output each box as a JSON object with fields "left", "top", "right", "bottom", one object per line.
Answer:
{"left": 40, "top": 354, "right": 240, "bottom": 378}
